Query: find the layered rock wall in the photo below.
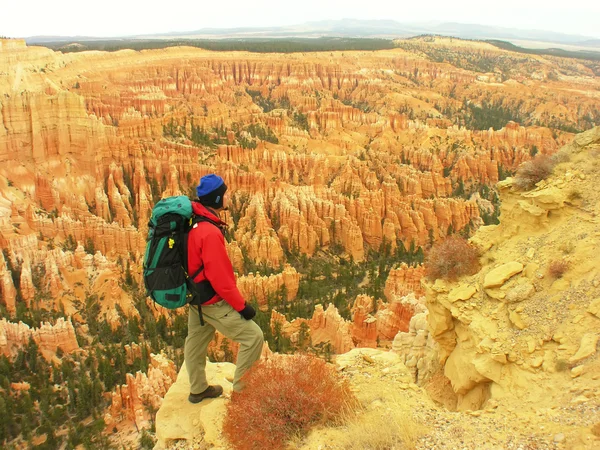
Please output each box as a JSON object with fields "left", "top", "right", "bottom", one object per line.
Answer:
{"left": 0, "top": 317, "right": 78, "bottom": 357}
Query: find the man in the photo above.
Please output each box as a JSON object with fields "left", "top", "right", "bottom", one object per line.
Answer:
{"left": 185, "top": 173, "right": 264, "bottom": 403}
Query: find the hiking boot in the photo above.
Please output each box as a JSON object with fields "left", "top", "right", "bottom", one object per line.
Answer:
{"left": 188, "top": 385, "right": 223, "bottom": 403}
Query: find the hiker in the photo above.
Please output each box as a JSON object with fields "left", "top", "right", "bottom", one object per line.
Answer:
{"left": 184, "top": 174, "right": 264, "bottom": 403}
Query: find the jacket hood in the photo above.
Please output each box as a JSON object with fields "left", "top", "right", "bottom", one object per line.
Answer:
{"left": 191, "top": 201, "right": 226, "bottom": 225}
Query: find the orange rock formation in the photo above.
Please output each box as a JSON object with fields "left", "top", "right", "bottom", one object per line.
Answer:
{"left": 2, "top": 37, "right": 592, "bottom": 305}
{"left": 105, "top": 353, "right": 177, "bottom": 430}
{"left": 0, "top": 317, "right": 79, "bottom": 357}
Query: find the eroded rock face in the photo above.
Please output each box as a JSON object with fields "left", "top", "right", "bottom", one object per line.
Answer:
{"left": 0, "top": 317, "right": 78, "bottom": 357}
{"left": 385, "top": 264, "right": 426, "bottom": 300}
{"left": 237, "top": 265, "right": 300, "bottom": 308}
{"left": 351, "top": 292, "right": 426, "bottom": 347}
{"left": 310, "top": 304, "right": 355, "bottom": 354}
{"left": 392, "top": 312, "right": 439, "bottom": 384}
{"left": 269, "top": 304, "right": 354, "bottom": 354}
{"left": 424, "top": 127, "right": 600, "bottom": 411}
{"left": 268, "top": 292, "right": 424, "bottom": 353}
{"left": 105, "top": 353, "right": 178, "bottom": 431}
{"left": 2, "top": 37, "right": 589, "bottom": 308}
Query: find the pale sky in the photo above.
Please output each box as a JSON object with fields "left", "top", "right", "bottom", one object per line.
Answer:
{"left": 3, "top": 0, "right": 600, "bottom": 39}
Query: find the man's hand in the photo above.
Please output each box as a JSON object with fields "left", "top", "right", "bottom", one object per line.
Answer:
{"left": 239, "top": 303, "right": 256, "bottom": 320}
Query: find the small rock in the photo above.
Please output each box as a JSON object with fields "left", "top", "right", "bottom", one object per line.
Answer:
{"left": 553, "top": 433, "right": 566, "bottom": 443}
{"left": 448, "top": 284, "right": 477, "bottom": 303}
{"left": 484, "top": 262, "right": 524, "bottom": 288}
{"left": 570, "top": 365, "right": 584, "bottom": 378}
{"left": 491, "top": 353, "right": 508, "bottom": 364}
{"left": 569, "top": 333, "right": 599, "bottom": 363}
{"left": 571, "top": 395, "right": 589, "bottom": 404}
{"left": 523, "top": 263, "right": 540, "bottom": 279}
{"left": 587, "top": 298, "right": 600, "bottom": 318}
{"left": 506, "top": 282, "right": 535, "bottom": 303}
{"left": 486, "top": 399, "right": 499, "bottom": 409}
{"left": 485, "top": 288, "right": 506, "bottom": 300}
{"left": 531, "top": 357, "right": 544, "bottom": 368}
{"left": 509, "top": 310, "right": 527, "bottom": 330}
{"left": 362, "top": 354, "right": 375, "bottom": 364}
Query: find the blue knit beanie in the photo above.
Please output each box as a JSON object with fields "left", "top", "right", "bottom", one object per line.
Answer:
{"left": 196, "top": 174, "right": 227, "bottom": 209}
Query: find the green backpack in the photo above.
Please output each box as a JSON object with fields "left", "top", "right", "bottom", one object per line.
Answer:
{"left": 142, "top": 196, "right": 219, "bottom": 316}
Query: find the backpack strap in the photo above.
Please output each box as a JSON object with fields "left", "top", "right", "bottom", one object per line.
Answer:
{"left": 192, "top": 215, "right": 226, "bottom": 236}
{"left": 183, "top": 214, "right": 224, "bottom": 325}
{"left": 183, "top": 214, "right": 224, "bottom": 279}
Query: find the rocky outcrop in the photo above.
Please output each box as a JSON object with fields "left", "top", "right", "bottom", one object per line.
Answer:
{"left": 392, "top": 311, "right": 439, "bottom": 384}
{"left": 237, "top": 265, "right": 300, "bottom": 308}
{"left": 0, "top": 317, "right": 78, "bottom": 357}
{"left": 384, "top": 264, "right": 426, "bottom": 300}
{"left": 351, "top": 292, "right": 426, "bottom": 347}
{"left": 308, "top": 304, "right": 355, "bottom": 354}
{"left": 234, "top": 194, "right": 285, "bottom": 268}
{"left": 155, "top": 360, "right": 236, "bottom": 449}
{"left": 105, "top": 353, "right": 177, "bottom": 430}
{"left": 0, "top": 251, "right": 17, "bottom": 312}
{"left": 270, "top": 303, "right": 355, "bottom": 354}
{"left": 424, "top": 127, "right": 600, "bottom": 411}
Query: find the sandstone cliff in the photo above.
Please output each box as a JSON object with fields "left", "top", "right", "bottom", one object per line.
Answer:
{"left": 421, "top": 127, "right": 600, "bottom": 417}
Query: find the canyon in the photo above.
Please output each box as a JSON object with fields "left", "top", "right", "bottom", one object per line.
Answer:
{"left": 0, "top": 35, "right": 599, "bottom": 448}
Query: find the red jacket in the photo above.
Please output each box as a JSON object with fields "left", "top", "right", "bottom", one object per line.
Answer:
{"left": 187, "top": 202, "right": 246, "bottom": 311}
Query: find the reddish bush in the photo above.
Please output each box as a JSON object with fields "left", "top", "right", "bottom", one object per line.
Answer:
{"left": 514, "top": 155, "right": 555, "bottom": 191}
{"left": 548, "top": 260, "right": 569, "bottom": 279}
{"left": 425, "top": 236, "right": 480, "bottom": 280}
{"left": 223, "top": 354, "right": 356, "bottom": 450}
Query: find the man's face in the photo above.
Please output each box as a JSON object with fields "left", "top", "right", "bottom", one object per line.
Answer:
{"left": 220, "top": 192, "right": 229, "bottom": 211}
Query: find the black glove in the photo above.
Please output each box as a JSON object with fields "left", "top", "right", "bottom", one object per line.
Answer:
{"left": 239, "top": 303, "right": 256, "bottom": 320}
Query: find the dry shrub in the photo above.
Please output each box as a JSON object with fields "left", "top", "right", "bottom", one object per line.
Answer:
{"left": 338, "top": 405, "right": 424, "bottom": 450}
{"left": 567, "top": 189, "right": 583, "bottom": 202}
{"left": 425, "top": 236, "right": 480, "bottom": 280}
{"left": 559, "top": 241, "right": 575, "bottom": 254}
{"left": 555, "top": 359, "right": 569, "bottom": 372}
{"left": 548, "top": 260, "right": 569, "bottom": 279}
{"left": 223, "top": 354, "right": 356, "bottom": 450}
{"left": 551, "top": 148, "right": 571, "bottom": 164}
{"left": 514, "top": 155, "right": 555, "bottom": 191}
